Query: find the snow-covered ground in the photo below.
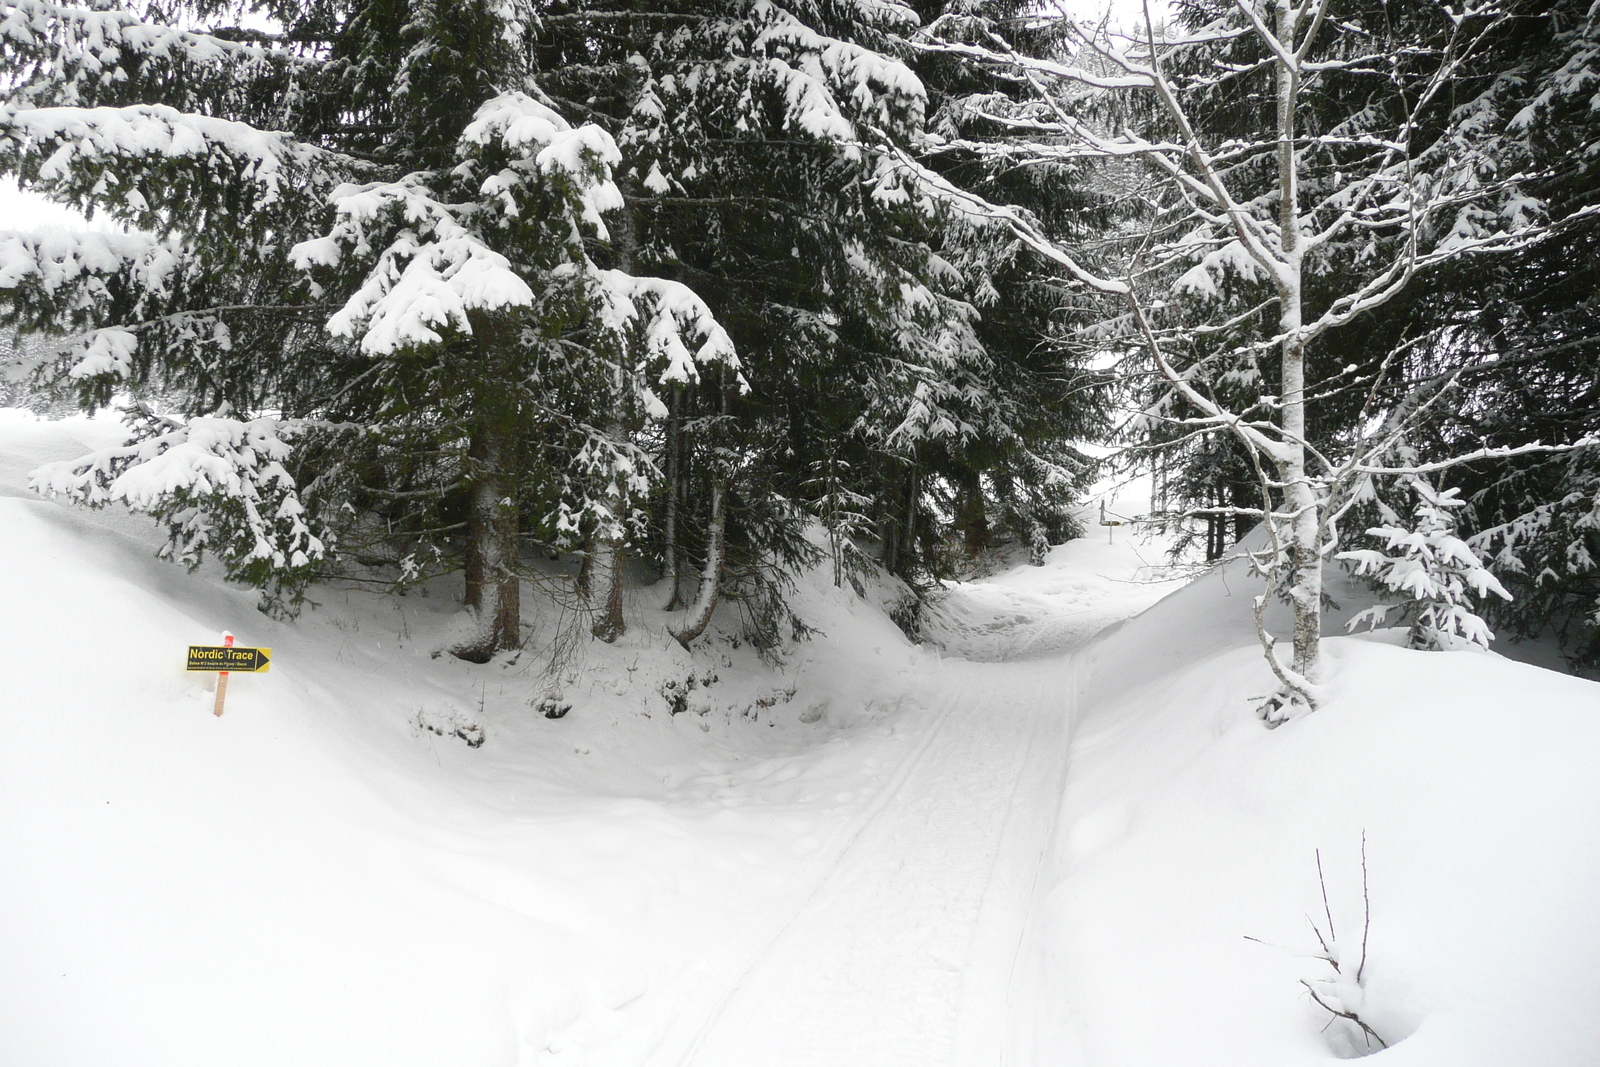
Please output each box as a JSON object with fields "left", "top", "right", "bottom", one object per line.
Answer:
{"left": 2, "top": 408, "right": 1597, "bottom": 1066}
{"left": 1019, "top": 552, "right": 1600, "bottom": 1066}
{"left": 919, "top": 474, "right": 1184, "bottom": 662}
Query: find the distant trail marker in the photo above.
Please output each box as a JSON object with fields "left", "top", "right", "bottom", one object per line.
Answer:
{"left": 1099, "top": 500, "right": 1126, "bottom": 543}
{"left": 186, "top": 633, "right": 271, "bottom": 716}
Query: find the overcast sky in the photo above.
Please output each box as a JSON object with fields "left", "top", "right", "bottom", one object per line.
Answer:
{"left": 0, "top": 178, "right": 93, "bottom": 232}
{"left": 1066, "top": 0, "right": 1173, "bottom": 28}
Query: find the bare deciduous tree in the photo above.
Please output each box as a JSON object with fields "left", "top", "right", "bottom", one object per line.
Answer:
{"left": 910, "top": 0, "right": 1597, "bottom": 717}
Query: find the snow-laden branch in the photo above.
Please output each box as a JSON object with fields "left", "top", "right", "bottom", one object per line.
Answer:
{"left": 1230, "top": 0, "right": 1301, "bottom": 72}
{"left": 0, "top": 0, "right": 320, "bottom": 105}
{"left": 292, "top": 177, "right": 536, "bottom": 354}
{"left": 1, "top": 102, "right": 329, "bottom": 207}
{"left": 908, "top": 35, "right": 1155, "bottom": 91}
{"left": 1124, "top": 288, "right": 1294, "bottom": 467}
{"left": 1351, "top": 439, "right": 1600, "bottom": 476}
{"left": 745, "top": 0, "right": 926, "bottom": 136}
{"left": 31, "top": 410, "right": 326, "bottom": 574}
{"left": 291, "top": 92, "right": 629, "bottom": 355}
{"left": 0, "top": 227, "right": 182, "bottom": 332}
{"left": 880, "top": 145, "right": 1128, "bottom": 295}
{"left": 587, "top": 266, "right": 744, "bottom": 396}
{"left": 460, "top": 90, "right": 623, "bottom": 235}
{"left": 630, "top": 0, "right": 929, "bottom": 169}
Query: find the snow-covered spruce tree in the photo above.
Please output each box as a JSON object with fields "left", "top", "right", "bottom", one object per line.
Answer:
{"left": 802, "top": 451, "right": 876, "bottom": 588}
{"left": 906, "top": 0, "right": 1114, "bottom": 564}
{"left": 1471, "top": 443, "right": 1600, "bottom": 668}
{"left": 918, "top": 0, "right": 1589, "bottom": 716}
{"left": 1, "top": 1, "right": 738, "bottom": 657}
{"left": 472, "top": 1, "right": 1105, "bottom": 622}
{"left": 1340, "top": 476, "right": 1511, "bottom": 650}
{"left": 486, "top": 0, "right": 1097, "bottom": 633}
{"left": 3, "top": 0, "right": 1108, "bottom": 652}
{"left": 1, "top": 2, "right": 356, "bottom": 605}
{"left": 1316, "top": 0, "right": 1600, "bottom": 669}
{"left": 622, "top": 2, "right": 966, "bottom": 591}
{"left": 530, "top": 0, "right": 949, "bottom": 628}
{"left": 294, "top": 85, "right": 739, "bottom": 656}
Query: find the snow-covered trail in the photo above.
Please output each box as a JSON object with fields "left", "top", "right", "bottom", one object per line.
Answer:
{"left": 0, "top": 411, "right": 1185, "bottom": 1067}
{"left": 668, "top": 655, "right": 1077, "bottom": 1067}
{"left": 9, "top": 407, "right": 1599, "bottom": 1067}
{"left": 653, "top": 503, "right": 1182, "bottom": 1067}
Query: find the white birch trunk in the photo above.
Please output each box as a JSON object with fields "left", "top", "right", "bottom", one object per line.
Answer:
{"left": 1274, "top": 0, "right": 1321, "bottom": 687}
{"left": 671, "top": 479, "right": 725, "bottom": 648}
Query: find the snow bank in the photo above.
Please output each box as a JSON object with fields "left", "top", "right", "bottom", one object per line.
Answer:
{"left": 0, "top": 409, "right": 951, "bottom": 1067}
{"left": 1023, "top": 549, "right": 1600, "bottom": 1066}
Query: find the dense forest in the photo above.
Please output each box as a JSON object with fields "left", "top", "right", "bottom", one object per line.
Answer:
{"left": 2, "top": 0, "right": 1596, "bottom": 686}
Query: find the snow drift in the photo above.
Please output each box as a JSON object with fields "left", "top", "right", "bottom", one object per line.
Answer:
{"left": 1020, "top": 554, "right": 1600, "bottom": 1066}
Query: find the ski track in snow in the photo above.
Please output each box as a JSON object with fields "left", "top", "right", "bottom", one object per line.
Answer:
{"left": 652, "top": 549, "right": 1171, "bottom": 1067}
{"left": 679, "top": 667, "right": 1058, "bottom": 1067}
{"left": 670, "top": 650, "right": 1091, "bottom": 1065}
{"left": 10, "top": 411, "right": 1599, "bottom": 1067}
{"left": 660, "top": 522, "right": 1178, "bottom": 1067}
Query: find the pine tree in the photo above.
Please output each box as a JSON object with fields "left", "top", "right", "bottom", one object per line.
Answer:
{"left": 900, "top": 0, "right": 1113, "bottom": 564}
{"left": 527, "top": 0, "right": 1107, "bottom": 608}
{"left": 1337, "top": 0, "right": 1600, "bottom": 668}
{"left": 1, "top": 1, "right": 739, "bottom": 658}
{"left": 533, "top": 0, "right": 959, "bottom": 620}
{"left": 4, "top": 1, "right": 1119, "bottom": 656}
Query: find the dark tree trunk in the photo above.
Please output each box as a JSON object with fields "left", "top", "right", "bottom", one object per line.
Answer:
{"left": 455, "top": 413, "right": 520, "bottom": 662}
{"left": 881, "top": 503, "right": 899, "bottom": 574}
{"left": 954, "top": 466, "right": 989, "bottom": 554}
{"left": 881, "top": 463, "right": 919, "bottom": 576}
{"left": 661, "top": 387, "right": 683, "bottom": 610}
{"left": 590, "top": 189, "right": 640, "bottom": 642}
{"left": 1206, "top": 491, "right": 1225, "bottom": 562}
{"left": 901, "top": 463, "right": 920, "bottom": 573}
{"left": 1233, "top": 477, "right": 1256, "bottom": 544}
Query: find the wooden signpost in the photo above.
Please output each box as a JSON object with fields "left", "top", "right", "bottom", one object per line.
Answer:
{"left": 186, "top": 632, "right": 271, "bottom": 716}
{"left": 1099, "top": 500, "right": 1125, "bottom": 543}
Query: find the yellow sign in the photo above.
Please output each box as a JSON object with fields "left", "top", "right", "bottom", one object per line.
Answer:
{"left": 186, "top": 645, "right": 271, "bottom": 673}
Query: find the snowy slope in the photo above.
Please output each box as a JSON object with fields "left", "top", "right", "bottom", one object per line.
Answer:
{"left": 1020, "top": 551, "right": 1600, "bottom": 1066}
{"left": 0, "top": 409, "right": 1164, "bottom": 1067}
{"left": 0, "top": 411, "right": 916, "bottom": 1066}
{"left": 4, "top": 408, "right": 1596, "bottom": 1067}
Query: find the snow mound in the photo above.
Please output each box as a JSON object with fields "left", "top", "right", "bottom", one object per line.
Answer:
{"left": 1021, "top": 547, "right": 1600, "bottom": 1067}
